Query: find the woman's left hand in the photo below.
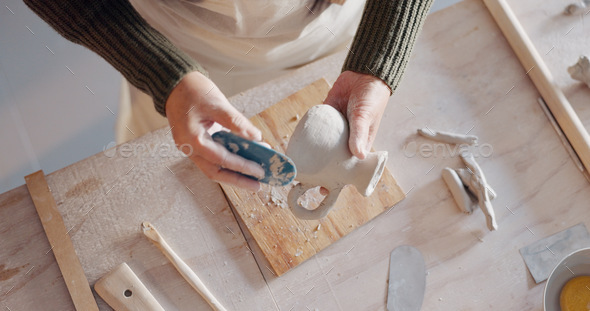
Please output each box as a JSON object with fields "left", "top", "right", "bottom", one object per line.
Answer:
{"left": 324, "top": 70, "right": 391, "bottom": 159}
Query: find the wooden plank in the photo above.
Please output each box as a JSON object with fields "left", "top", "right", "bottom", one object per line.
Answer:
{"left": 220, "top": 79, "right": 405, "bottom": 276}
{"left": 24, "top": 170, "right": 99, "bottom": 311}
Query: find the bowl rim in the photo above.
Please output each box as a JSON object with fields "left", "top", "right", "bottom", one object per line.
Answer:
{"left": 543, "top": 247, "right": 590, "bottom": 311}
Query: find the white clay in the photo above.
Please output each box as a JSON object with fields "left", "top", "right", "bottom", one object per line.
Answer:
{"left": 417, "top": 128, "right": 478, "bottom": 145}
{"left": 142, "top": 222, "right": 227, "bottom": 311}
{"left": 568, "top": 56, "right": 590, "bottom": 88}
{"left": 442, "top": 168, "right": 476, "bottom": 214}
{"left": 286, "top": 105, "right": 388, "bottom": 220}
{"left": 455, "top": 168, "right": 497, "bottom": 200}
{"left": 564, "top": 1, "right": 587, "bottom": 15}
{"left": 460, "top": 153, "right": 498, "bottom": 231}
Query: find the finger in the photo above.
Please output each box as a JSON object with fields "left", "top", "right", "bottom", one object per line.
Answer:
{"left": 210, "top": 100, "right": 262, "bottom": 142}
{"left": 365, "top": 113, "right": 383, "bottom": 156}
{"left": 347, "top": 103, "right": 372, "bottom": 159}
{"left": 191, "top": 155, "right": 261, "bottom": 191}
{"left": 198, "top": 134, "right": 266, "bottom": 179}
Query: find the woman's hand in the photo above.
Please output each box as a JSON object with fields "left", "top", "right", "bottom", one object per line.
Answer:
{"left": 166, "top": 71, "right": 265, "bottom": 191}
{"left": 324, "top": 71, "right": 391, "bottom": 159}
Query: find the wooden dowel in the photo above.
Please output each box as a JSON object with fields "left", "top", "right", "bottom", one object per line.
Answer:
{"left": 142, "top": 222, "right": 227, "bottom": 311}
{"left": 483, "top": 0, "right": 590, "bottom": 174}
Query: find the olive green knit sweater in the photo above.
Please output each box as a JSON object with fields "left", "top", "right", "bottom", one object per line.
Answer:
{"left": 23, "top": 0, "right": 433, "bottom": 116}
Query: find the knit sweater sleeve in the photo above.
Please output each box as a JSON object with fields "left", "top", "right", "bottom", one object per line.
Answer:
{"left": 342, "top": 0, "right": 433, "bottom": 94}
{"left": 22, "top": 0, "right": 206, "bottom": 116}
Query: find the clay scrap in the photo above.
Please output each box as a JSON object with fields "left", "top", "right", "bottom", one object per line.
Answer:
{"left": 442, "top": 168, "right": 475, "bottom": 214}
{"left": 460, "top": 152, "right": 497, "bottom": 231}
{"left": 441, "top": 153, "right": 498, "bottom": 231}
{"left": 417, "top": 127, "right": 478, "bottom": 145}
{"left": 568, "top": 56, "right": 590, "bottom": 88}
{"left": 564, "top": 0, "right": 590, "bottom": 15}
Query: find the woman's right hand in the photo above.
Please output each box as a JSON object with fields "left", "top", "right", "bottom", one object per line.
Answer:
{"left": 165, "top": 71, "right": 265, "bottom": 191}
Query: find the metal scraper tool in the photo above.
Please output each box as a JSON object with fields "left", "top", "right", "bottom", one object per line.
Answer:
{"left": 387, "top": 245, "right": 426, "bottom": 311}
{"left": 212, "top": 131, "right": 296, "bottom": 186}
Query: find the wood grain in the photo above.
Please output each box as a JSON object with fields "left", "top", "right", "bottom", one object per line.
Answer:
{"left": 220, "top": 79, "right": 405, "bottom": 276}
{"left": 24, "top": 170, "right": 99, "bottom": 311}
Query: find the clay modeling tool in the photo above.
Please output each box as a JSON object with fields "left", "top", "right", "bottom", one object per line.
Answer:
{"left": 24, "top": 170, "right": 99, "bottom": 311}
{"left": 95, "top": 263, "right": 164, "bottom": 311}
{"left": 519, "top": 223, "right": 590, "bottom": 283}
{"left": 212, "top": 131, "right": 296, "bottom": 186}
{"left": 484, "top": 0, "right": 590, "bottom": 181}
{"left": 387, "top": 245, "right": 426, "bottom": 311}
{"left": 142, "top": 222, "right": 227, "bottom": 311}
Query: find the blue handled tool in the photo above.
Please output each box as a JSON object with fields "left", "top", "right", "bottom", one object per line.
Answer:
{"left": 211, "top": 131, "right": 296, "bottom": 186}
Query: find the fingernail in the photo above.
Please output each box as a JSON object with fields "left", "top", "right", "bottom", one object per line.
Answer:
{"left": 248, "top": 128, "right": 262, "bottom": 142}
{"left": 247, "top": 181, "right": 261, "bottom": 192}
{"left": 355, "top": 143, "right": 366, "bottom": 159}
{"left": 250, "top": 164, "right": 266, "bottom": 179}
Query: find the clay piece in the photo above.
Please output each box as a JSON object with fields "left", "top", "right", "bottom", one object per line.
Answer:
{"left": 460, "top": 152, "right": 498, "bottom": 231}
{"left": 442, "top": 168, "right": 477, "bottom": 214}
{"left": 142, "top": 222, "right": 227, "bottom": 311}
{"left": 564, "top": 1, "right": 589, "bottom": 15}
{"left": 455, "top": 168, "right": 497, "bottom": 200}
{"left": 568, "top": 56, "right": 590, "bottom": 88}
{"left": 417, "top": 127, "right": 478, "bottom": 145}
{"left": 286, "top": 105, "right": 388, "bottom": 220}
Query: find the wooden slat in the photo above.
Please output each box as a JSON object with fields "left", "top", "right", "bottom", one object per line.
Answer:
{"left": 24, "top": 170, "right": 99, "bottom": 311}
{"left": 220, "top": 79, "right": 405, "bottom": 276}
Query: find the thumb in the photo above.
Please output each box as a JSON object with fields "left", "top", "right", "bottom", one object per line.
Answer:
{"left": 211, "top": 101, "right": 262, "bottom": 142}
{"left": 347, "top": 104, "right": 371, "bottom": 159}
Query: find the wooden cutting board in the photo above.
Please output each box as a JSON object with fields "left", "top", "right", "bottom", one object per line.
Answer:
{"left": 220, "top": 79, "right": 405, "bottom": 276}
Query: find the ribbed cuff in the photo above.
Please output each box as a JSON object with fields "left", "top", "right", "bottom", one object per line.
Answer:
{"left": 24, "top": 0, "right": 207, "bottom": 117}
{"left": 343, "top": 0, "right": 433, "bottom": 94}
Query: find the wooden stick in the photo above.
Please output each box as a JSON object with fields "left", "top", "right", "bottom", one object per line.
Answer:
{"left": 24, "top": 170, "right": 99, "bottom": 311}
{"left": 483, "top": 0, "right": 590, "bottom": 175}
{"left": 141, "top": 222, "right": 227, "bottom": 311}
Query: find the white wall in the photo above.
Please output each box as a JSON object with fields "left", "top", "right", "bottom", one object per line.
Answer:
{"left": 0, "top": 0, "right": 461, "bottom": 194}
{"left": 0, "top": 0, "right": 121, "bottom": 192}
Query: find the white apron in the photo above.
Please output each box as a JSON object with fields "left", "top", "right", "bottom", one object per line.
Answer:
{"left": 116, "top": 0, "right": 365, "bottom": 143}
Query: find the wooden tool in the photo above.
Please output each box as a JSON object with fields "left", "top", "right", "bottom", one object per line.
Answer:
{"left": 483, "top": 0, "right": 590, "bottom": 176}
{"left": 94, "top": 263, "right": 164, "bottom": 311}
{"left": 24, "top": 170, "right": 99, "bottom": 311}
{"left": 220, "top": 79, "right": 405, "bottom": 276}
{"left": 142, "top": 222, "right": 227, "bottom": 311}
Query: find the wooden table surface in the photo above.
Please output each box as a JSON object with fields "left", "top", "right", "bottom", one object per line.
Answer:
{"left": 2, "top": 0, "right": 590, "bottom": 310}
